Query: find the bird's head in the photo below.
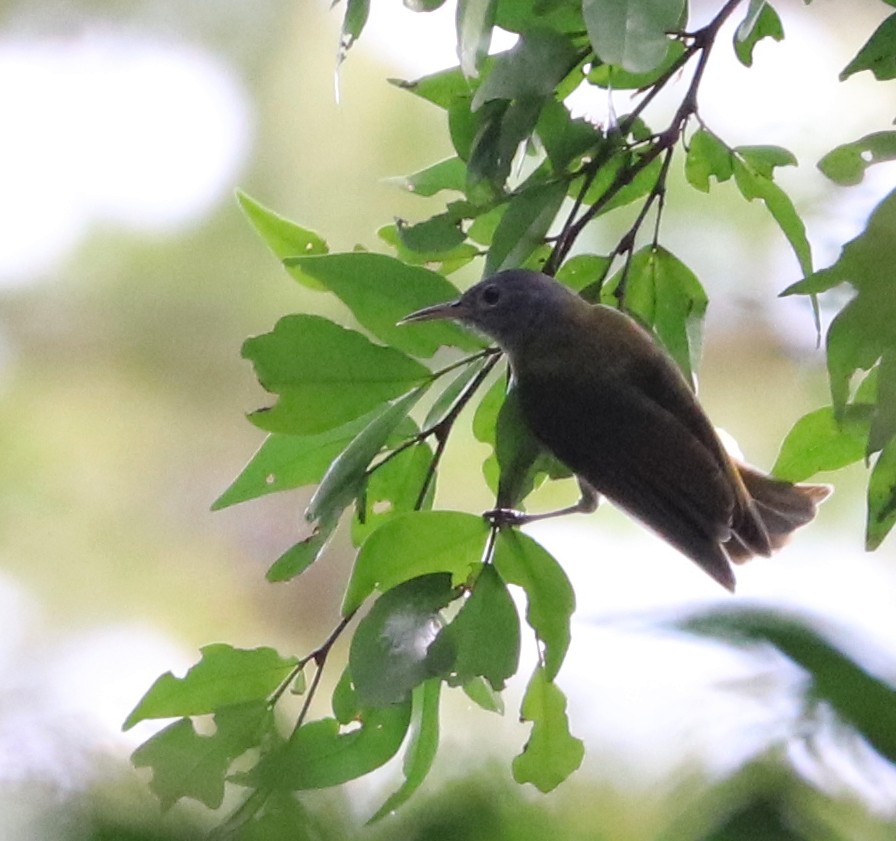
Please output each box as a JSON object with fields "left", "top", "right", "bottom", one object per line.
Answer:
{"left": 400, "top": 269, "right": 580, "bottom": 355}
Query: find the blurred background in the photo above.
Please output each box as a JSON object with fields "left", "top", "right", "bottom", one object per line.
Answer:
{"left": 1, "top": 0, "right": 895, "bottom": 838}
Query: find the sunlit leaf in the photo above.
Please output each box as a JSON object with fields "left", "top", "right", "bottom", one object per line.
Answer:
{"left": 457, "top": 0, "right": 496, "bottom": 77}
{"left": 243, "top": 315, "right": 430, "bottom": 435}
{"left": 602, "top": 246, "right": 708, "bottom": 385}
{"left": 493, "top": 530, "right": 575, "bottom": 681}
{"left": 818, "top": 131, "right": 896, "bottom": 186}
{"left": 423, "top": 355, "right": 492, "bottom": 429}
{"left": 588, "top": 39, "right": 686, "bottom": 88}
{"left": 266, "top": 515, "right": 339, "bottom": 583}
{"left": 558, "top": 254, "right": 613, "bottom": 298}
{"left": 350, "top": 573, "right": 458, "bottom": 705}
{"left": 471, "top": 30, "right": 579, "bottom": 109}
{"left": 133, "top": 705, "right": 273, "bottom": 810}
{"left": 237, "top": 192, "right": 328, "bottom": 278}
{"left": 283, "top": 253, "right": 482, "bottom": 357}
{"left": 732, "top": 156, "right": 812, "bottom": 276}
{"left": 396, "top": 214, "right": 466, "bottom": 255}
{"left": 772, "top": 405, "right": 872, "bottom": 482}
{"left": 495, "top": 0, "right": 583, "bottom": 34}
{"left": 511, "top": 666, "right": 583, "bottom": 792}
{"left": 684, "top": 128, "right": 733, "bottom": 192}
{"left": 485, "top": 180, "right": 567, "bottom": 275}
{"left": 583, "top": 0, "right": 685, "bottom": 74}
{"left": 369, "top": 679, "right": 442, "bottom": 822}
{"left": 124, "top": 645, "right": 297, "bottom": 729}
{"left": 462, "top": 676, "right": 505, "bottom": 714}
{"left": 212, "top": 414, "right": 374, "bottom": 510}
{"left": 342, "top": 511, "right": 490, "bottom": 614}
{"left": 390, "top": 157, "right": 467, "bottom": 196}
{"left": 841, "top": 13, "right": 896, "bottom": 81}
{"left": 352, "top": 442, "right": 435, "bottom": 545}
{"left": 257, "top": 702, "right": 412, "bottom": 790}
{"left": 429, "top": 564, "right": 521, "bottom": 691}
{"left": 733, "top": 0, "right": 784, "bottom": 67}
{"left": 339, "top": 0, "right": 370, "bottom": 58}
{"left": 306, "top": 388, "right": 426, "bottom": 525}
{"left": 536, "top": 99, "right": 603, "bottom": 172}
{"left": 867, "top": 436, "right": 896, "bottom": 550}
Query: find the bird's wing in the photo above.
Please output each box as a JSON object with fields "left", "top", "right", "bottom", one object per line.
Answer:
{"left": 517, "top": 370, "right": 739, "bottom": 589}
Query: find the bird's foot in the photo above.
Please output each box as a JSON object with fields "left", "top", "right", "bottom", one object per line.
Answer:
{"left": 483, "top": 507, "right": 531, "bottom": 528}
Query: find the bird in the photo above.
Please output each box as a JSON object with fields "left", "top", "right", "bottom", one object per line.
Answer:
{"left": 401, "top": 269, "right": 831, "bottom": 591}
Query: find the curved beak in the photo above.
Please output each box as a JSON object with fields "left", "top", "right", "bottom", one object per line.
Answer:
{"left": 398, "top": 299, "right": 464, "bottom": 325}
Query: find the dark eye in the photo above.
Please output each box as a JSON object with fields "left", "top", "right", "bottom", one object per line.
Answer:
{"left": 481, "top": 284, "right": 501, "bottom": 306}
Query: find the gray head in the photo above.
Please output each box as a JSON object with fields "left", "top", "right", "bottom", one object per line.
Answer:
{"left": 401, "top": 269, "right": 582, "bottom": 355}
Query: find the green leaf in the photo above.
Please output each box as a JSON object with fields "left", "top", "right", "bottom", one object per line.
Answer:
{"left": 378, "top": 224, "right": 479, "bottom": 275}
{"left": 603, "top": 246, "right": 708, "bottom": 385}
{"left": 485, "top": 180, "right": 567, "bottom": 274}
{"left": 429, "top": 564, "right": 521, "bottom": 691}
{"left": 735, "top": 144, "right": 798, "bottom": 179}
{"left": 259, "top": 701, "right": 412, "bottom": 790}
{"left": 493, "top": 530, "right": 575, "bottom": 682}
{"left": 684, "top": 128, "right": 733, "bottom": 192}
{"left": 734, "top": 1, "right": 784, "bottom": 67}
{"left": 771, "top": 405, "right": 872, "bottom": 482}
{"left": 350, "top": 573, "right": 458, "bottom": 706}
{"left": 423, "top": 355, "right": 491, "bottom": 429}
{"left": 783, "top": 190, "right": 896, "bottom": 416}
{"left": 462, "top": 675, "right": 505, "bottom": 713}
{"left": 583, "top": 0, "right": 686, "bottom": 74}
{"left": 867, "top": 436, "right": 896, "bottom": 549}
{"left": 133, "top": 703, "right": 273, "bottom": 810}
{"left": 471, "top": 30, "right": 579, "bottom": 110}
{"left": 495, "top": 0, "right": 583, "bottom": 34}
{"left": 391, "top": 157, "right": 467, "bottom": 196}
{"left": 732, "top": 155, "right": 812, "bottom": 276}
{"left": 556, "top": 253, "right": 613, "bottom": 294}
{"left": 470, "top": 98, "right": 545, "bottom": 201}
{"left": 536, "top": 99, "right": 603, "bottom": 172}
{"left": 679, "top": 608, "right": 896, "bottom": 765}
{"left": 869, "top": 350, "right": 896, "bottom": 456}
{"left": 124, "top": 645, "right": 297, "bottom": 729}
{"left": 818, "top": 131, "right": 896, "bottom": 186}
{"left": 457, "top": 0, "right": 496, "bottom": 77}
{"left": 306, "top": 388, "right": 426, "bottom": 525}
{"left": 841, "top": 13, "right": 896, "bottom": 81}
{"left": 393, "top": 66, "right": 471, "bottom": 110}
{"left": 212, "top": 415, "right": 374, "bottom": 510}
{"left": 587, "top": 39, "right": 686, "bottom": 89}
{"left": 396, "top": 214, "right": 466, "bottom": 255}
{"left": 243, "top": 315, "right": 431, "bottom": 435}
{"left": 511, "top": 666, "right": 584, "bottom": 792}
{"left": 405, "top": 0, "right": 447, "bottom": 11}
{"left": 282, "top": 253, "right": 483, "bottom": 357}
{"left": 352, "top": 442, "right": 434, "bottom": 545}
{"left": 581, "top": 151, "right": 663, "bottom": 216}
{"left": 339, "top": 0, "right": 370, "bottom": 58}
{"left": 237, "top": 192, "right": 328, "bottom": 272}
{"left": 342, "top": 511, "right": 490, "bottom": 614}
{"left": 331, "top": 666, "right": 360, "bottom": 725}
{"left": 266, "top": 515, "right": 339, "bottom": 583}
{"left": 369, "top": 679, "right": 442, "bottom": 822}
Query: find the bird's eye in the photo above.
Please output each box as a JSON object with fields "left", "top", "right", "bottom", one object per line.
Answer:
{"left": 481, "top": 285, "right": 501, "bottom": 306}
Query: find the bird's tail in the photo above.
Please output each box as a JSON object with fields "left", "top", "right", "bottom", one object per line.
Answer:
{"left": 725, "top": 463, "right": 832, "bottom": 563}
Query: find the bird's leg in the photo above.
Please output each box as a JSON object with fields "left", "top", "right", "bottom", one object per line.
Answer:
{"left": 484, "top": 478, "right": 600, "bottom": 527}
